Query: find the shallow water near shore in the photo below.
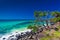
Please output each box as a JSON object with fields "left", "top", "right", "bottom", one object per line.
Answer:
{"left": 0, "top": 19, "right": 34, "bottom": 37}
{"left": 0, "top": 19, "right": 48, "bottom": 38}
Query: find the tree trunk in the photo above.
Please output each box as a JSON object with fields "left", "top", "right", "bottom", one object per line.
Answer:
{"left": 46, "top": 20, "right": 48, "bottom": 26}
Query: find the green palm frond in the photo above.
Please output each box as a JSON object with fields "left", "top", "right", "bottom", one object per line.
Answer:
{"left": 39, "top": 11, "right": 43, "bottom": 17}
{"left": 43, "top": 11, "right": 48, "bottom": 16}
{"left": 34, "top": 11, "right": 47, "bottom": 17}
{"left": 51, "top": 18, "right": 57, "bottom": 22}
{"left": 51, "top": 12, "right": 56, "bottom": 16}
{"left": 51, "top": 11, "right": 60, "bottom": 17}
{"left": 34, "top": 11, "right": 40, "bottom": 18}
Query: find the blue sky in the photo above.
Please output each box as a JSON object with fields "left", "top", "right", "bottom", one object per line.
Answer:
{"left": 0, "top": 0, "right": 60, "bottom": 19}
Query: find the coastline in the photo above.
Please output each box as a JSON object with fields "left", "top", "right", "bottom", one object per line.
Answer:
{"left": 0, "top": 27, "right": 32, "bottom": 40}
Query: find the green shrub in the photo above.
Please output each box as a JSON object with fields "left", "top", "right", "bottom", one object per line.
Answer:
{"left": 53, "top": 31, "right": 60, "bottom": 37}
{"left": 27, "top": 25, "right": 33, "bottom": 29}
{"left": 32, "top": 26, "right": 38, "bottom": 32}
{"left": 27, "top": 25, "right": 38, "bottom": 32}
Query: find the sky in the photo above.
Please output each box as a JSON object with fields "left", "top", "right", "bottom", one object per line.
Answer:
{"left": 0, "top": 0, "right": 60, "bottom": 19}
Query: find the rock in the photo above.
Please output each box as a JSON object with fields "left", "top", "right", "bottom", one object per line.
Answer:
{"left": 15, "top": 34, "right": 22, "bottom": 40}
{"left": 3, "top": 38, "right": 6, "bottom": 40}
{"left": 10, "top": 37, "right": 17, "bottom": 40}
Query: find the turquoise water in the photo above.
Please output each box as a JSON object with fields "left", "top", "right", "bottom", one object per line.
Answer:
{"left": 0, "top": 20, "right": 50, "bottom": 37}
{"left": 0, "top": 20, "right": 34, "bottom": 35}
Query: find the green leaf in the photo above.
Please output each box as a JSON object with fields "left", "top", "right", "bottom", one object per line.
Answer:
{"left": 27, "top": 25, "right": 33, "bottom": 29}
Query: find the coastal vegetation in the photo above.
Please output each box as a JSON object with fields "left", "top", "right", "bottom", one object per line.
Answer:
{"left": 27, "top": 11, "right": 60, "bottom": 40}
{"left": 27, "top": 25, "right": 38, "bottom": 32}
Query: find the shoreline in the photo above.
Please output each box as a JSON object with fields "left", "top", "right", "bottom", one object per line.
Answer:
{"left": 0, "top": 28, "right": 32, "bottom": 40}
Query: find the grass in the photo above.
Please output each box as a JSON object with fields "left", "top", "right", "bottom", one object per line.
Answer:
{"left": 40, "top": 36, "right": 51, "bottom": 40}
{"left": 40, "top": 30, "right": 60, "bottom": 40}
{"left": 53, "top": 31, "right": 60, "bottom": 37}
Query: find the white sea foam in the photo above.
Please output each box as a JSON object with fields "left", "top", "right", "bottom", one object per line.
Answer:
{"left": 0, "top": 29, "right": 32, "bottom": 40}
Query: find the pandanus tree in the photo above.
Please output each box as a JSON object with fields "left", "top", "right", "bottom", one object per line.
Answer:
{"left": 42, "top": 11, "right": 52, "bottom": 28}
{"left": 43, "top": 11, "right": 49, "bottom": 26}
{"left": 34, "top": 11, "right": 40, "bottom": 24}
{"left": 51, "top": 11, "right": 60, "bottom": 17}
{"left": 51, "top": 11, "right": 60, "bottom": 23}
{"left": 34, "top": 11, "right": 48, "bottom": 27}
{"left": 34, "top": 11, "right": 43, "bottom": 26}
{"left": 39, "top": 11, "right": 46, "bottom": 26}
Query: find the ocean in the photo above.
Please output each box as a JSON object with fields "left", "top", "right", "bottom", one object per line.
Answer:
{"left": 0, "top": 19, "right": 49, "bottom": 38}
{"left": 0, "top": 19, "right": 34, "bottom": 37}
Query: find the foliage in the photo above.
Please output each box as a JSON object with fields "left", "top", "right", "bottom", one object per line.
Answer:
{"left": 34, "top": 11, "right": 40, "bottom": 18}
{"left": 57, "top": 17, "right": 60, "bottom": 22}
{"left": 34, "top": 11, "right": 44, "bottom": 22}
{"left": 51, "top": 17, "right": 60, "bottom": 22}
{"left": 27, "top": 25, "right": 33, "bottom": 29}
{"left": 51, "top": 18, "right": 57, "bottom": 23}
{"left": 40, "top": 30, "right": 60, "bottom": 40}
{"left": 51, "top": 11, "right": 60, "bottom": 22}
{"left": 34, "top": 11, "right": 48, "bottom": 26}
{"left": 32, "top": 26, "right": 38, "bottom": 32}
{"left": 34, "top": 11, "right": 47, "bottom": 18}
{"left": 27, "top": 25, "right": 38, "bottom": 32}
{"left": 53, "top": 31, "right": 60, "bottom": 37}
{"left": 51, "top": 11, "right": 60, "bottom": 17}
{"left": 51, "top": 17, "right": 60, "bottom": 23}
{"left": 43, "top": 11, "right": 48, "bottom": 16}
{"left": 34, "top": 11, "right": 60, "bottom": 23}
{"left": 40, "top": 31, "right": 60, "bottom": 40}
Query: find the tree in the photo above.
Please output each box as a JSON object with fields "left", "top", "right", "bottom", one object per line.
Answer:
{"left": 27, "top": 25, "right": 38, "bottom": 32}
{"left": 34, "top": 11, "right": 40, "bottom": 24}
{"left": 51, "top": 11, "right": 60, "bottom": 17}
{"left": 34, "top": 11, "right": 43, "bottom": 21}
{"left": 34, "top": 11, "right": 50, "bottom": 27}
{"left": 34, "top": 11, "right": 44, "bottom": 26}
{"left": 27, "top": 25, "right": 33, "bottom": 29}
{"left": 51, "top": 11, "right": 60, "bottom": 22}
{"left": 43, "top": 11, "right": 48, "bottom": 26}
{"left": 32, "top": 26, "right": 38, "bottom": 32}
